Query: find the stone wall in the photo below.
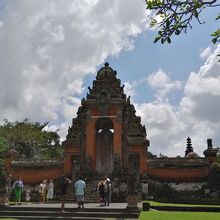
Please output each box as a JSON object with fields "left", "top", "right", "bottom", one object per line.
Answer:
{"left": 169, "top": 182, "right": 206, "bottom": 192}
{"left": 147, "top": 158, "right": 210, "bottom": 182}
{"left": 4, "top": 157, "right": 64, "bottom": 184}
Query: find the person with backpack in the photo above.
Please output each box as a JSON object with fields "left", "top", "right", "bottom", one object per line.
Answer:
{"left": 12, "top": 176, "right": 24, "bottom": 205}
{"left": 97, "top": 177, "right": 106, "bottom": 206}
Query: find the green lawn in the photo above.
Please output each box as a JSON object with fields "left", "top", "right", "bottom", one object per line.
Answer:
{"left": 140, "top": 210, "right": 220, "bottom": 220}
{"left": 0, "top": 219, "right": 17, "bottom": 220}
{"left": 145, "top": 200, "right": 220, "bottom": 207}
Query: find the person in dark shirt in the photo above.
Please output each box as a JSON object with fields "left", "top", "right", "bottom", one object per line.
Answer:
{"left": 97, "top": 177, "right": 106, "bottom": 206}
{"left": 104, "top": 177, "right": 111, "bottom": 206}
{"left": 60, "top": 174, "right": 71, "bottom": 211}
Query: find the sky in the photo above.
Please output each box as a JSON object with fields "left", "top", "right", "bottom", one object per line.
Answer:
{"left": 0, "top": 0, "right": 220, "bottom": 157}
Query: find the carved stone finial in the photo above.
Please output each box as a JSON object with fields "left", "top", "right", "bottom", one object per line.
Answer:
{"left": 207, "top": 139, "right": 213, "bottom": 149}
{"left": 104, "top": 62, "right": 109, "bottom": 67}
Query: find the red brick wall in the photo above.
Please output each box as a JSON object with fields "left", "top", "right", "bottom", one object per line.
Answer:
{"left": 5, "top": 158, "right": 64, "bottom": 184}
{"left": 147, "top": 167, "right": 209, "bottom": 182}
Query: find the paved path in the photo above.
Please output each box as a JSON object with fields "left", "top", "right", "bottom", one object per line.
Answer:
{"left": 9, "top": 202, "right": 142, "bottom": 209}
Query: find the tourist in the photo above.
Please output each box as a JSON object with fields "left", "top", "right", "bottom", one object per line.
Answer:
{"left": 5, "top": 174, "right": 12, "bottom": 204}
{"left": 39, "top": 180, "right": 47, "bottom": 203}
{"left": 60, "top": 174, "right": 72, "bottom": 211}
{"left": 12, "top": 176, "right": 24, "bottom": 205}
{"left": 104, "top": 177, "right": 111, "bottom": 206}
{"left": 25, "top": 189, "right": 31, "bottom": 204}
{"left": 75, "top": 176, "right": 86, "bottom": 208}
{"left": 97, "top": 177, "right": 106, "bottom": 206}
{"left": 46, "top": 179, "right": 54, "bottom": 202}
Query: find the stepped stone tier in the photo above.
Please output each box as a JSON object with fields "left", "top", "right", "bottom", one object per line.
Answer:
{"left": 63, "top": 63, "right": 149, "bottom": 179}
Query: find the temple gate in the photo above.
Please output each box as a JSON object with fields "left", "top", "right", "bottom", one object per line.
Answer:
{"left": 63, "top": 63, "right": 149, "bottom": 180}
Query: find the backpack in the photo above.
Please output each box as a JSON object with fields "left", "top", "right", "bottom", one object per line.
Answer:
{"left": 98, "top": 182, "right": 104, "bottom": 192}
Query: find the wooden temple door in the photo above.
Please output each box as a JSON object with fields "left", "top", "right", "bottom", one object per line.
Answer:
{"left": 96, "top": 129, "right": 113, "bottom": 175}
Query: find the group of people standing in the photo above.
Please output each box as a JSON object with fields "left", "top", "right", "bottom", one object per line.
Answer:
{"left": 97, "top": 176, "right": 111, "bottom": 206}
{"left": 5, "top": 173, "right": 112, "bottom": 211}
{"left": 39, "top": 179, "right": 54, "bottom": 203}
{"left": 6, "top": 175, "right": 25, "bottom": 205}
{"left": 5, "top": 174, "right": 55, "bottom": 205}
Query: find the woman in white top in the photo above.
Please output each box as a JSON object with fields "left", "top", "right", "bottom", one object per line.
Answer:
{"left": 46, "top": 179, "right": 54, "bottom": 202}
{"left": 39, "top": 180, "right": 47, "bottom": 203}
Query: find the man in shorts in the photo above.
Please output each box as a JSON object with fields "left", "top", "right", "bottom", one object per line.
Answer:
{"left": 75, "top": 176, "right": 86, "bottom": 208}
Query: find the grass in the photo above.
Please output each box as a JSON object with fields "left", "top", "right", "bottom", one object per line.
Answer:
{"left": 0, "top": 219, "right": 17, "bottom": 220}
{"left": 145, "top": 200, "right": 220, "bottom": 207}
{"left": 140, "top": 210, "right": 220, "bottom": 220}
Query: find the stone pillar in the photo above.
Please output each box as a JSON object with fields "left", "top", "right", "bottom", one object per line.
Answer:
{"left": 126, "top": 175, "right": 138, "bottom": 211}
{"left": 113, "top": 119, "right": 122, "bottom": 157}
{"left": 86, "top": 119, "right": 96, "bottom": 170}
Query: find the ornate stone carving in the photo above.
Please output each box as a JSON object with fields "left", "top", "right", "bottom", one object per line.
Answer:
{"left": 113, "top": 154, "right": 122, "bottom": 177}
{"left": 83, "top": 155, "right": 93, "bottom": 179}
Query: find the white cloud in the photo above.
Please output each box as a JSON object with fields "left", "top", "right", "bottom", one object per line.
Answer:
{"left": 0, "top": 0, "right": 149, "bottom": 138}
{"left": 147, "top": 69, "right": 182, "bottom": 100}
{"left": 200, "top": 46, "right": 212, "bottom": 60}
{"left": 135, "top": 45, "right": 220, "bottom": 157}
{"left": 124, "top": 78, "right": 146, "bottom": 101}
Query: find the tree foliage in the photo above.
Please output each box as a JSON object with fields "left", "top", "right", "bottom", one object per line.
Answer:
{"left": 145, "top": 0, "right": 220, "bottom": 59}
{"left": 0, "top": 138, "right": 9, "bottom": 159}
{"left": 0, "top": 119, "right": 63, "bottom": 159}
{"left": 0, "top": 138, "right": 8, "bottom": 195}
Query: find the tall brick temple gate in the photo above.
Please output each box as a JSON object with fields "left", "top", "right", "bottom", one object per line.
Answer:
{"left": 63, "top": 63, "right": 149, "bottom": 180}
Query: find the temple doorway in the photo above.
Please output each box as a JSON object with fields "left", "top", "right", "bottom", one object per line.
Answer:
{"left": 96, "top": 118, "right": 114, "bottom": 175}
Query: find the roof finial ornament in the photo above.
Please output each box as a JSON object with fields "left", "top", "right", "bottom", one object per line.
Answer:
{"left": 104, "top": 62, "right": 109, "bottom": 67}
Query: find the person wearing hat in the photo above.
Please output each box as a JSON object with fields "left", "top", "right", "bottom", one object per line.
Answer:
{"left": 39, "top": 180, "right": 47, "bottom": 203}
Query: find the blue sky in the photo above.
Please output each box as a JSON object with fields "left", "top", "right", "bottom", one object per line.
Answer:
{"left": 0, "top": 0, "right": 219, "bottom": 157}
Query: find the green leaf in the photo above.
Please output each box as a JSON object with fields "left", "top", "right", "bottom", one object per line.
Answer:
{"left": 150, "top": 19, "right": 158, "bottom": 28}
{"left": 167, "top": 37, "right": 171, "bottom": 44}
{"left": 175, "top": 30, "right": 180, "bottom": 35}
{"left": 166, "top": 19, "right": 170, "bottom": 28}
{"left": 154, "top": 35, "right": 161, "bottom": 43}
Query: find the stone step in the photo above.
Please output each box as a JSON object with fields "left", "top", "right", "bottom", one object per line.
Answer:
{"left": 0, "top": 211, "right": 139, "bottom": 219}
{"left": 0, "top": 214, "right": 102, "bottom": 220}
{"left": 0, "top": 206, "right": 140, "bottom": 219}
